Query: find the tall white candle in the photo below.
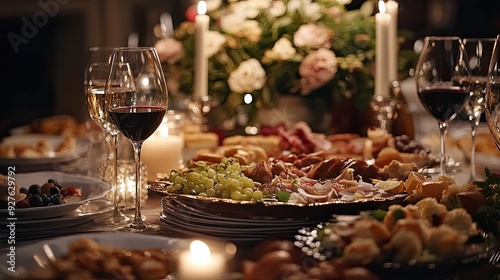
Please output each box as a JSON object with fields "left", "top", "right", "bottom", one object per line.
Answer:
{"left": 386, "top": 0, "right": 399, "bottom": 82}
{"left": 194, "top": 1, "right": 209, "bottom": 99}
{"left": 375, "top": 0, "right": 391, "bottom": 97}
{"left": 141, "top": 119, "right": 184, "bottom": 182}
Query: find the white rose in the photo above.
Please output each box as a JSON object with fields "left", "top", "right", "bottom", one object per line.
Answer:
{"left": 272, "top": 38, "right": 296, "bottom": 61}
{"left": 293, "top": 24, "right": 332, "bottom": 49}
{"left": 228, "top": 58, "right": 266, "bottom": 94}
{"left": 241, "top": 20, "right": 263, "bottom": 42}
{"left": 207, "top": 31, "right": 226, "bottom": 57}
{"left": 301, "top": 2, "right": 322, "bottom": 21}
{"left": 233, "top": 1, "right": 260, "bottom": 19}
{"left": 220, "top": 12, "right": 246, "bottom": 35}
{"left": 299, "top": 48, "right": 338, "bottom": 95}
{"left": 153, "top": 38, "right": 184, "bottom": 64}
{"left": 206, "top": 0, "right": 222, "bottom": 12}
{"left": 287, "top": 0, "right": 312, "bottom": 15}
{"left": 268, "top": 1, "right": 286, "bottom": 18}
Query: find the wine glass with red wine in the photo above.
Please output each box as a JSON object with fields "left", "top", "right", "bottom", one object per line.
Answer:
{"left": 415, "top": 36, "right": 470, "bottom": 176}
{"left": 485, "top": 36, "right": 500, "bottom": 152}
{"left": 105, "top": 47, "right": 168, "bottom": 232}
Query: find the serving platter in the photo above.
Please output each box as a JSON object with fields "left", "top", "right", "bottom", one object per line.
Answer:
{"left": 0, "top": 134, "right": 89, "bottom": 167}
{"left": 0, "top": 171, "right": 111, "bottom": 219}
{"left": 294, "top": 217, "right": 497, "bottom": 278}
{"left": 0, "top": 233, "right": 190, "bottom": 279}
{"left": 152, "top": 180, "right": 407, "bottom": 221}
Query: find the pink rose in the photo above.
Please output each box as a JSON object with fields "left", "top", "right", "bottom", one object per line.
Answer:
{"left": 299, "top": 48, "right": 338, "bottom": 95}
{"left": 154, "top": 38, "right": 184, "bottom": 64}
{"left": 293, "top": 24, "right": 332, "bottom": 49}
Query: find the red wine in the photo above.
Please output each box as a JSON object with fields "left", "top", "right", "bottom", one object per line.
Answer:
{"left": 109, "top": 106, "right": 166, "bottom": 142}
{"left": 418, "top": 86, "right": 468, "bottom": 122}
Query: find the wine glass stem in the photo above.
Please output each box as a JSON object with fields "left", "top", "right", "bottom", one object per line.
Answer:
{"left": 470, "top": 116, "right": 480, "bottom": 182}
{"left": 438, "top": 122, "right": 448, "bottom": 176}
{"left": 132, "top": 142, "right": 145, "bottom": 228}
{"left": 110, "top": 132, "right": 123, "bottom": 223}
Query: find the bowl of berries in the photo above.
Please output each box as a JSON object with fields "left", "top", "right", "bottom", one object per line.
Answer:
{"left": 0, "top": 171, "right": 111, "bottom": 219}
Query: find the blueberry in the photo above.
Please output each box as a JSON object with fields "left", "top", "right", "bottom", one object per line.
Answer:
{"left": 48, "top": 179, "right": 59, "bottom": 186}
{"left": 19, "top": 187, "right": 29, "bottom": 195}
{"left": 41, "top": 194, "right": 51, "bottom": 206}
{"left": 49, "top": 186, "right": 61, "bottom": 195}
{"left": 50, "top": 194, "right": 63, "bottom": 205}
{"left": 28, "top": 184, "right": 41, "bottom": 195}
{"left": 29, "top": 194, "right": 44, "bottom": 207}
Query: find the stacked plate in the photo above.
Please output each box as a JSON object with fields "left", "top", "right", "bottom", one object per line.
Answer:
{"left": 159, "top": 197, "right": 320, "bottom": 244}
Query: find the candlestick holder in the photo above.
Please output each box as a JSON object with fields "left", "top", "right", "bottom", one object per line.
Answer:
{"left": 370, "top": 94, "right": 398, "bottom": 133}
{"left": 187, "top": 95, "right": 218, "bottom": 132}
{"left": 99, "top": 159, "right": 148, "bottom": 210}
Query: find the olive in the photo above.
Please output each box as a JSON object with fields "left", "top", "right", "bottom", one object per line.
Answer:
{"left": 29, "top": 194, "right": 44, "bottom": 207}
{"left": 49, "top": 186, "right": 61, "bottom": 195}
{"left": 19, "top": 187, "right": 29, "bottom": 195}
{"left": 28, "top": 184, "right": 42, "bottom": 195}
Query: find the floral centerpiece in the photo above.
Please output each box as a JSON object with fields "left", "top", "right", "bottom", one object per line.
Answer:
{"left": 155, "top": 0, "right": 409, "bottom": 132}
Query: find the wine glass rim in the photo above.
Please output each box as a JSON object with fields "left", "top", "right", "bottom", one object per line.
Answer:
{"left": 113, "top": 47, "right": 157, "bottom": 52}
{"left": 424, "top": 36, "right": 461, "bottom": 41}
{"left": 463, "top": 38, "right": 498, "bottom": 42}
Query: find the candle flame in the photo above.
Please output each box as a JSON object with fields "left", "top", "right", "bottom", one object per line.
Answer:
{"left": 198, "top": 1, "right": 207, "bottom": 15}
{"left": 378, "top": 0, "right": 386, "bottom": 14}
{"left": 190, "top": 240, "right": 211, "bottom": 262}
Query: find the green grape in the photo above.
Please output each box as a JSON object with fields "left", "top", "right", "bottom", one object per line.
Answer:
{"left": 206, "top": 188, "right": 216, "bottom": 197}
{"left": 229, "top": 178, "right": 240, "bottom": 189}
{"left": 186, "top": 172, "right": 200, "bottom": 182}
{"left": 207, "top": 168, "right": 216, "bottom": 178}
{"left": 222, "top": 190, "right": 230, "bottom": 198}
{"left": 202, "top": 178, "right": 214, "bottom": 189}
{"left": 243, "top": 187, "right": 253, "bottom": 197}
{"left": 231, "top": 190, "right": 242, "bottom": 200}
{"left": 215, "top": 183, "right": 224, "bottom": 191}
{"left": 186, "top": 181, "right": 195, "bottom": 190}
{"left": 253, "top": 190, "right": 263, "bottom": 200}
{"left": 198, "top": 192, "right": 207, "bottom": 197}
{"left": 182, "top": 188, "right": 190, "bottom": 195}
{"left": 200, "top": 170, "right": 208, "bottom": 178}
{"left": 166, "top": 186, "right": 175, "bottom": 193}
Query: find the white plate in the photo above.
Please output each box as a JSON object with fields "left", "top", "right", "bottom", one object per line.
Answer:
{"left": 0, "top": 199, "right": 112, "bottom": 233}
{"left": 0, "top": 172, "right": 111, "bottom": 219}
{"left": 0, "top": 134, "right": 89, "bottom": 166}
{"left": 0, "top": 233, "right": 190, "bottom": 279}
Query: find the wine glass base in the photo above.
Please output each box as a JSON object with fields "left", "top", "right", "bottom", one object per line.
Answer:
{"left": 94, "top": 212, "right": 131, "bottom": 225}
{"left": 113, "top": 222, "right": 160, "bottom": 233}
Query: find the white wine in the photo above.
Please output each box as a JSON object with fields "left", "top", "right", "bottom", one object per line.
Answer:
{"left": 464, "top": 76, "right": 488, "bottom": 118}
{"left": 86, "top": 80, "right": 117, "bottom": 133}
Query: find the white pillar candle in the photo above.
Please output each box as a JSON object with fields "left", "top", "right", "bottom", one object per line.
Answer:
{"left": 375, "top": 0, "right": 391, "bottom": 97}
{"left": 141, "top": 119, "right": 184, "bottom": 182}
{"left": 178, "top": 240, "right": 225, "bottom": 280}
{"left": 386, "top": 0, "right": 399, "bottom": 82}
{"left": 194, "top": 1, "right": 209, "bottom": 99}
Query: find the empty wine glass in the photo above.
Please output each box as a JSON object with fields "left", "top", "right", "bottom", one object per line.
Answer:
{"left": 415, "top": 36, "right": 470, "bottom": 176}
{"left": 485, "top": 36, "right": 500, "bottom": 152}
{"left": 105, "top": 47, "right": 168, "bottom": 232}
{"left": 463, "top": 38, "right": 497, "bottom": 181}
{"left": 85, "top": 47, "right": 130, "bottom": 225}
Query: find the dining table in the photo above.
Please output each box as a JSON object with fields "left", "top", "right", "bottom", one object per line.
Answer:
{"left": 1, "top": 116, "right": 500, "bottom": 280}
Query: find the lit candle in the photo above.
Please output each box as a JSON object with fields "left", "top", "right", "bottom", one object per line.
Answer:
{"left": 141, "top": 118, "right": 184, "bottom": 182}
{"left": 386, "top": 0, "right": 399, "bottom": 82}
{"left": 194, "top": 1, "right": 209, "bottom": 99}
{"left": 375, "top": 0, "right": 391, "bottom": 97}
{"left": 178, "top": 240, "right": 225, "bottom": 280}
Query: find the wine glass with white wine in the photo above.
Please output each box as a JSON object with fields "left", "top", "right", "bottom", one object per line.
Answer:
{"left": 463, "top": 38, "right": 497, "bottom": 181}
{"left": 485, "top": 36, "right": 500, "bottom": 154}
